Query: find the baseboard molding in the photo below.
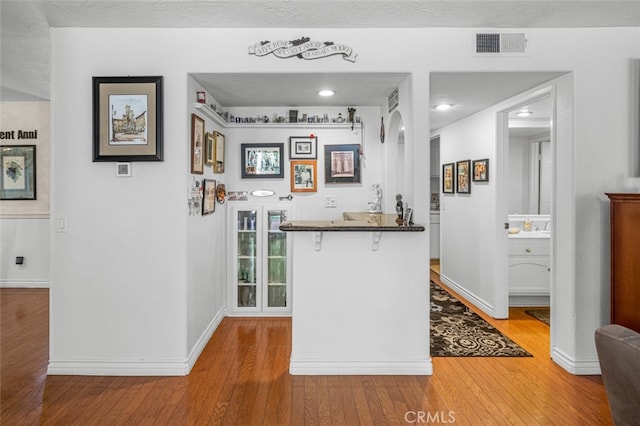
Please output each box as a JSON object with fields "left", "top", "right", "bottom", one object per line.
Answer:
{"left": 0, "top": 279, "right": 49, "bottom": 288}
{"left": 552, "top": 347, "right": 602, "bottom": 375}
{"left": 289, "top": 358, "right": 433, "bottom": 375}
{"left": 48, "top": 306, "right": 227, "bottom": 377}
{"left": 439, "top": 274, "right": 495, "bottom": 317}
{"left": 47, "top": 359, "right": 190, "bottom": 376}
{"left": 185, "top": 306, "right": 226, "bottom": 374}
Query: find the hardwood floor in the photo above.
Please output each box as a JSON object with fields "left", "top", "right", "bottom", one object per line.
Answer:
{"left": 1, "top": 278, "right": 612, "bottom": 425}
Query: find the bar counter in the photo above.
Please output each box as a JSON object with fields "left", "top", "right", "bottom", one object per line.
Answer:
{"left": 279, "top": 211, "right": 431, "bottom": 376}
{"left": 279, "top": 212, "right": 425, "bottom": 232}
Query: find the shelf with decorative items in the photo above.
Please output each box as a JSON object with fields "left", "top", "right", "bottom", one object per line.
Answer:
{"left": 194, "top": 102, "right": 363, "bottom": 130}
{"left": 229, "top": 204, "right": 294, "bottom": 316}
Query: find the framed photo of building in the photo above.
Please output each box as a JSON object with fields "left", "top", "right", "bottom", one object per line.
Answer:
{"left": 472, "top": 158, "right": 489, "bottom": 182}
{"left": 191, "top": 114, "right": 205, "bottom": 174}
{"left": 241, "top": 143, "right": 284, "bottom": 178}
{"left": 291, "top": 160, "right": 317, "bottom": 192}
{"left": 92, "top": 75, "right": 163, "bottom": 162}
{"left": 1, "top": 145, "right": 36, "bottom": 200}
{"left": 289, "top": 136, "right": 317, "bottom": 159}
{"left": 456, "top": 159, "right": 471, "bottom": 194}
{"left": 442, "top": 163, "right": 454, "bottom": 194}
{"left": 324, "top": 144, "right": 361, "bottom": 184}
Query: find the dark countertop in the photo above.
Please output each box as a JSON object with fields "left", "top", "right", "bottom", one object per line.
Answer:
{"left": 279, "top": 212, "right": 425, "bottom": 232}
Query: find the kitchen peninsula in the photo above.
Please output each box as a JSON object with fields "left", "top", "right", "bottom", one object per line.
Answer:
{"left": 280, "top": 212, "right": 431, "bottom": 375}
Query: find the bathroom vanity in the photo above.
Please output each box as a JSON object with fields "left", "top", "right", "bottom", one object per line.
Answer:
{"left": 280, "top": 212, "right": 430, "bottom": 375}
{"left": 508, "top": 215, "right": 551, "bottom": 306}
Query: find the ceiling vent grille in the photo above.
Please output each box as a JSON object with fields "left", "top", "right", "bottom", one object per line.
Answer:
{"left": 475, "top": 33, "right": 527, "bottom": 55}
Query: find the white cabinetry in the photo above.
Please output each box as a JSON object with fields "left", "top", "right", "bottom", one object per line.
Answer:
{"left": 229, "top": 204, "right": 292, "bottom": 316}
{"left": 508, "top": 238, "right": 550, "bottom": 306}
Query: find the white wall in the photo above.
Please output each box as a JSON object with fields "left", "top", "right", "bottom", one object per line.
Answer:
{"left": 48, "top": 26, "right": 640, "bottom": 376}
{"left": 0, "top": 101, "right": 50, "bottom": 288}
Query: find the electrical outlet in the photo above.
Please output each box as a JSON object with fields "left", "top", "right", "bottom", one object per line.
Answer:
{"left": 325, "top": 195, "right": 337, "bottom": 208}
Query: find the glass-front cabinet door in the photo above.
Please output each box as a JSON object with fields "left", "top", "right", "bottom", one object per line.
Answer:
{"left": 266, "top": 210, "right": 288, "bottom": 309}
{"left": 230, "top": 205, "right": 292, "bottom": 315}
{"left": 236, "top": 209, "right": 258, "bottom": 308}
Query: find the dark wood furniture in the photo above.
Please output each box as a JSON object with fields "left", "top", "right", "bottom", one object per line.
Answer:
{"left": 606, "top": 193, "right": 640, "bottom": 333}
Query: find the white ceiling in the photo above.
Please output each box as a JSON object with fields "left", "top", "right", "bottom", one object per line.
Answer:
{"left": 2, "top": 0, "right": 639, "bottom": 130}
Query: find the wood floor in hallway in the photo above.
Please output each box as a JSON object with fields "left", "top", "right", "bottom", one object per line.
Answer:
{"left": 1, "top": 278, "right": 612, "bottom": 425}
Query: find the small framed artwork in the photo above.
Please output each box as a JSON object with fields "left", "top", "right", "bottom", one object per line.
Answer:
{"left": 205, "top": 132, "right": 214, "bottom": 166}
{"left": 442, "top": 163, "right": 454, "bottom": 194}
{"left": 289, "top": 136, "right": 317, "bottom": 159}
{"left": 92, "top": 75, "right": 163, "bottom": 162}
{"left": 213, "top": 131, "right": 225, "bottom": 173}
{"left": 202, "top": 179, "right": 217, "bottom": 215}
{"left": 290, "top": 160, "right": 317, "bottom": 192}
{"left": 324, "top": 144, "right": 361, "bottom": 184}
{"left": 456, "top": 159, "right": 471, "bottom": 194}
{"left": 1, "top": 145, "right": 36, "bottom": 200}
{"left": 191, "top": 114, "right": 205, "bottom": 174}
{"left": 241, "top": 143, "right": 284, "bottom": 178}
{"left": 472, "top": 158, "right": 489, "bottom": 182}
{"left": 116, "top": 162, "right": 132, "bottom": 177}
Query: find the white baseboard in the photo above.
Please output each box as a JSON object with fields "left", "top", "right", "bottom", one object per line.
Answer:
{"left": 0, "top": 279, "right": 49, "bottom": 288}
{"left": 289, "top": 358, "right": 433, "bottom": 375}
{"left": 47, "top": 359, "right": 190, "bottom": 376}
{"left": 439, "top": 274, "right": 495, "bottom": 317}
{"left": 185, "top": 306, "right": 226, "bottom": 374}
{"left": 48, "top": 306, "right": 227, "bottom": 376}
{"left": 552, "top": 347, "right": 602, "bottom": 375}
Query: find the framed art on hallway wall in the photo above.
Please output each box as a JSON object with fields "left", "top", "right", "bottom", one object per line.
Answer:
{"left": 442, "top": 162, "right": 454, "bottom": 194}
{"left": 456, "top": 159, "right": 471, "bottom": 194}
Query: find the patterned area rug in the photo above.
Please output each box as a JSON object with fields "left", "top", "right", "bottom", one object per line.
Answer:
{"left": 430, "top": 281, "right": 532, "bottom": 357}
{"left": 525, "top": 308, "right": 551, "bottom": 326}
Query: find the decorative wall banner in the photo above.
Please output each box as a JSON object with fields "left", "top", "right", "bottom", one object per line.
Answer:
{"left": 248, "top": 37, "right": 357, "bottom": 62}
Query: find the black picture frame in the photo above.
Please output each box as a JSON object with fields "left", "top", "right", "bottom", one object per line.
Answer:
{"left": 202, "top": 179, "right": 217, "bottom": 215}
{"left": 324, "top": 144, "right": 361, "bottom": 184}
{"left": 456, "top": 159, "right": 471, "bottom": 194}
{"left": 472, "top": 158, "right": 490, "bottom": 182}
{"left": 442, "top": 162, "right": 454, "bottom": 194}
{"left": 241, "top": 143, "right": 284, "bottom": 178}
{"left": 1, "top": 145, "right": 36, "bottom": 200}
{"left": 289, "top": 136, "right": 317, "bottom": 159}
{"left": 92, "top": 76, "right": 163, "bottom": 162}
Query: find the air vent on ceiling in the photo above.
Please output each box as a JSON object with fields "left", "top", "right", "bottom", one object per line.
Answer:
{"left": 475, "top": 33, "right": 527, "bottom": 55}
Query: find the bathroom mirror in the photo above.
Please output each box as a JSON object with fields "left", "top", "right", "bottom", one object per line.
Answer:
{"left": 508, "top": 96, "right": 552, "bottom": 215}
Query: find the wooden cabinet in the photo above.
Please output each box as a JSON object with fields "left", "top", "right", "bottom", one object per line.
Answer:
{"left": 606, "top": 193, "right": 640, "bottom": 332}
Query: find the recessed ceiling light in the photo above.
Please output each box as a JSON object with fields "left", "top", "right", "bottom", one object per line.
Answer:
{"left": 435, "top": 103, "right": 453, "bottom": 111}
{"left": 318, "top": 89, "right": 335, "bottom": 97}
{"left": 516, "top": 109, "right": 533, "bottom": 117}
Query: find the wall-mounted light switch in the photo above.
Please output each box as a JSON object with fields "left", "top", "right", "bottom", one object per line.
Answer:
{"left": 56, "top": 216, "right": 68, "bottom": 233}
{"left": 15, "top": 256, "right": 24, "bottom": 265}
